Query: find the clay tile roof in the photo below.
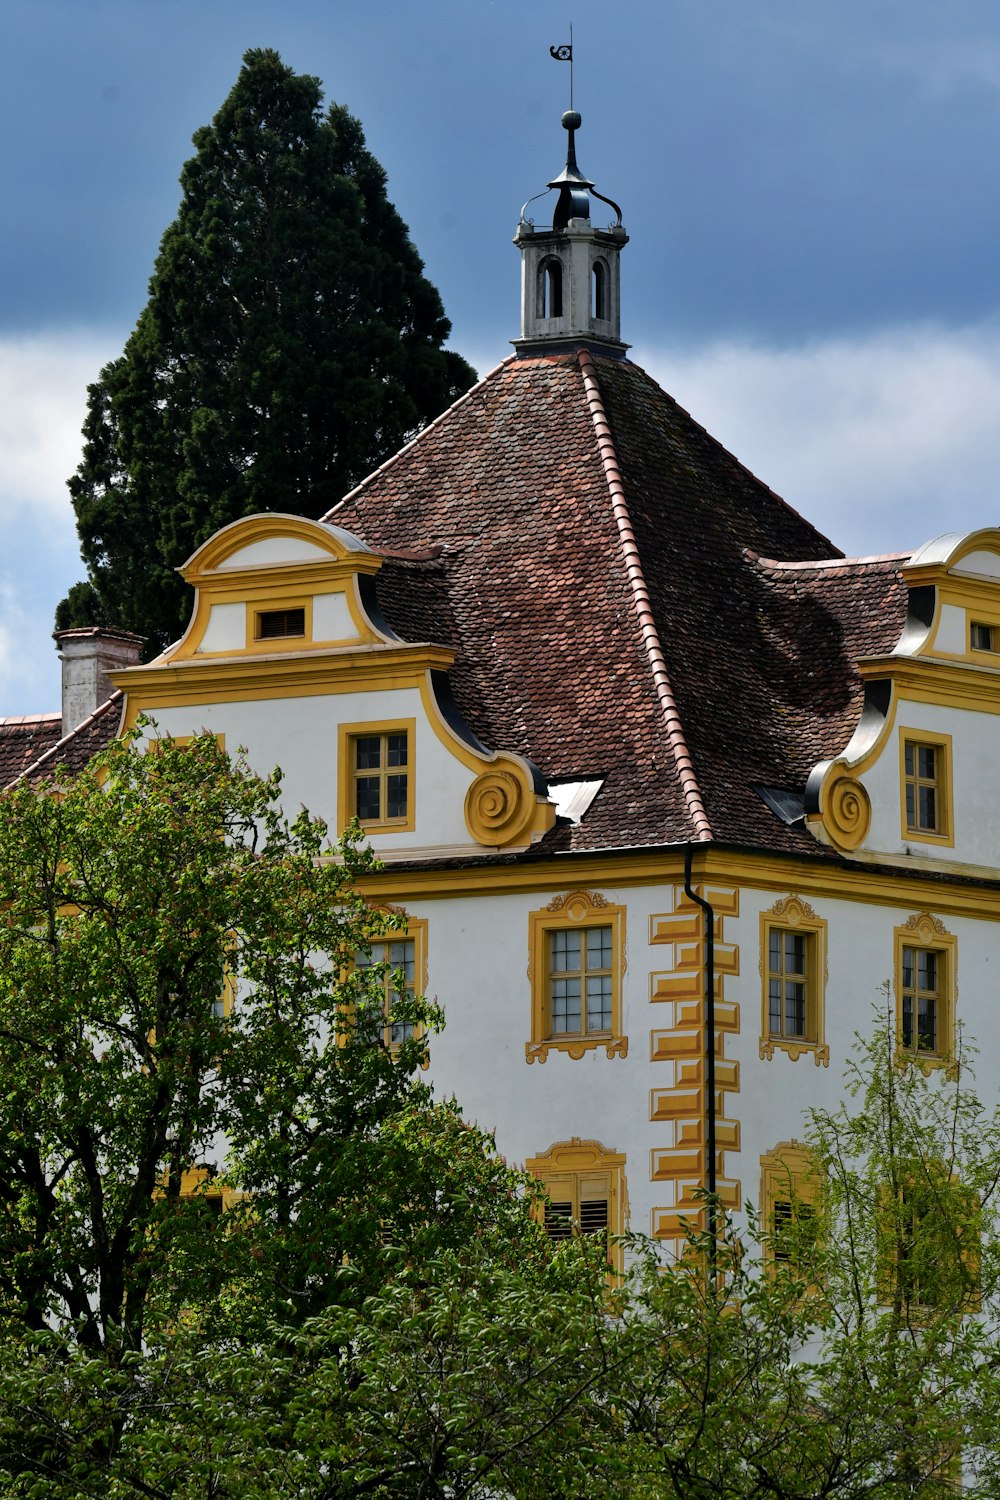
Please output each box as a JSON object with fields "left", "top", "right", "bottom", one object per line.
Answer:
{"left": 325, "top": 351, "right": 909, "bottom": 857}
{"left": 0, "top": 714, "right": 62, "bottom": 786}
{"left": 11, "top": 693, "right": 123, "bottom": 787}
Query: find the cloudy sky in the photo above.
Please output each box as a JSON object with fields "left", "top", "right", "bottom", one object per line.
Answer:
{"left": 5, "top": 0, "right": 1000, "bottom": 713}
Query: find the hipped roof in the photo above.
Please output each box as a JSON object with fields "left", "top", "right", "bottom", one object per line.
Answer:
{"left": 327, "top": 350, "right": 910, "bottom": 856}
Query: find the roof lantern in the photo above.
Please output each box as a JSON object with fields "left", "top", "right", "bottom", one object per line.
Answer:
{"left": 513, "top": 109, "right": 629, "bottom": 358}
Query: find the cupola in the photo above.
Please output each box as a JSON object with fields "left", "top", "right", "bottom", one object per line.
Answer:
{"left": 513, "top": 110, "right": 629, "bottom": 357}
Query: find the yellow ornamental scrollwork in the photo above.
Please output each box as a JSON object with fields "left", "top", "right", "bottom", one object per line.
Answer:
{"left": 820, "top": 764, "right": 872, "bottom": 852}
{"left": 464, "top": 756, "right": 555, "bottom": 849}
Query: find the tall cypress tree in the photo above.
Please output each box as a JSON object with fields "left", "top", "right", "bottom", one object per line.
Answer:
{"left": 59, "top": 49, "right": 477, "bottom": 653}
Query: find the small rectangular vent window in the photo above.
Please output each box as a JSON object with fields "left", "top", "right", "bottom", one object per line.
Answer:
{"left": 971, "top": 621, "right": 998, "bottom": 653}
{"left": 257, "top": 607, "right": 305, "bottom": 640}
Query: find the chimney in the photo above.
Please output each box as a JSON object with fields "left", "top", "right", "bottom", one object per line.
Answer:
{"left": 53, "top": 627, "right": 145, "bottom": 739}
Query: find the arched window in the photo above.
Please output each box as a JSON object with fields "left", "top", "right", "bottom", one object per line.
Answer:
{"left": 537, "top": 258, "right": 563, "bottom": 320}
{"left": 592, "top": 259, "right": 608, "bottom": 320}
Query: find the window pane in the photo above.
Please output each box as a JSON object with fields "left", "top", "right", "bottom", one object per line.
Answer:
{"left": 917, "top": 949, "right": 938, "bottom": 993}
{"left": 386, "top": 774, "right": 408, "bottom": 819}
{"left": 585, "top": 975, "right": 611, "bottom": 1032}
{"left": 769, "top": 980, "right": 782, "bottom": 1034}
{"left": 902, "top": 946, "right": 915, "bottom": 991}
{"left": 388, "top": 939, "right": 415, "bottom": 984}
{"left": 904, "top": 742, "right": 915, "bottom": 777}
{"left": 902, "top": 994, "right": 914, "bottom": 1049}
{"left": 551, "top": 978, "right": 581, "bottom": 1033}
{"left": 586, "top": 926, "right": 612, "bottom": 969}
{"left": 551, "top": 931, "right": 580, "bottom": 973}
{"left": 354, "top": 736, "right": 381, "bottom": 770}
{"left": 917, "top": 746, "right": 937, "bottom": 780}
{"left": 783, "top": 981, "right": 806, "bottom": 1037}
{"left": 905, "top": 783, "right": 916, "bottom": 827}
{"left": 917, "top": 785, "right": 936, "bottom": 830}
{"left": 355, "top": 777, "right": 381, "bottom": 821}
{"left": 769, "top": 930, "right": 781, "bottom": 970}
{"left": 784, "top": 933, "right": 806, "bottom": 975}
{"left": 917, "top": 996, "right": 937, "bottom": 1052}
{"left": 387, "top": 734, "right": 408, "bottom": 767}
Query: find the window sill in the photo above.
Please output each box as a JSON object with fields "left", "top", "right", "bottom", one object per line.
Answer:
{"left": 894, "top": 1047, "right": 955, "bottom": 1078}
{"left": 760, "top": 1037, "right": 830, "bottom": 1067}
{"left": 526, "top": 1034, "right": 628, "bottom": 1064}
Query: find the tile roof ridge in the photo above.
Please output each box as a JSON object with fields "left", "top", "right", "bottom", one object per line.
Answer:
{"left": 12, "top": 691, "right": 124, "bottom": 787}
{"left": 747, "top": 548, "right": 911, "bottom": 574}
{"left": 322, "top": 358, "right": 517, "bottom": 523}
{"left": 0, "top": 712, "right": 60, "bottom": 726}
{"left": 576, "top": 347, "right": 713, "bottom": 842}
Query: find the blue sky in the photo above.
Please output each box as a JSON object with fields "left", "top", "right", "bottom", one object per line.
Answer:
{"left": 5, "top": 0, "right": 1000, "bottom": 712}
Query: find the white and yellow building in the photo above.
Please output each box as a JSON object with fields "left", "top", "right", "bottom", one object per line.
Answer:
{"left": 9, "top": 112, "right": 1000, "bottom": 1262}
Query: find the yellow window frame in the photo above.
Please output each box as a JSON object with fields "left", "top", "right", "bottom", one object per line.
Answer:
{"left": 246, "top": 595, "right": 313, "bottom": 651}
{"left": 899, "top": 730, "right": 953, "bottom": 846}
{"left": 526, "top": 890, "right": 626, "bottom": 1063}
{"left": 893, "top": 912, "right": 957, "bottom": 1069}
{"left": 759, "top": 896, "right": 829, "bottom": 1066}
{"left": 759, "top": 1140, "right": 822, "bottom": 1273}
{"left": 337, "top": 718, "right": 417, "bottom": 835}
{"left": 525, "top": 1138, "right": 627, "bottom": 1276}
{"left": 353, "top": 916, "right": 428, "bottom": 1058}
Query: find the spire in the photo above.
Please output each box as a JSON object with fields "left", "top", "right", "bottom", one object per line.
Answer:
{"left": 513, "top": 110, "right": 629, "bottom": 357}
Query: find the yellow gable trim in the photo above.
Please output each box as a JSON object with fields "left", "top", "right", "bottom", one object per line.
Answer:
{"left": 181, "top": 512, "right": 376, "bottom": 580}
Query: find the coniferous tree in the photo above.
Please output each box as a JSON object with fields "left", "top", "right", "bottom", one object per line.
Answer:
{"left": 59, "top": 49, "right": 476, "bottom": 653}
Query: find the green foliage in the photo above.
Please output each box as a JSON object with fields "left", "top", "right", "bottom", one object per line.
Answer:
{"left": 0, "top": 729, "right": 447, "bottom": 1354}
{"left": 1, "top": 754, "right": 999, "bottom": 1500}
{"left": 61, "top": 47, "right": 477, "bottom": 653}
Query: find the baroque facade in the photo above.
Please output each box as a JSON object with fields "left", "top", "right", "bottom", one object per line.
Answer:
{"left": 7, "top": 111, "right": 1000, "bottom": 1261}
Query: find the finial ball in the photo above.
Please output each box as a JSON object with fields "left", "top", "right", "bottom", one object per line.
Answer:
{"left": 562, "top": 109, "right": 582, "bottom": 131}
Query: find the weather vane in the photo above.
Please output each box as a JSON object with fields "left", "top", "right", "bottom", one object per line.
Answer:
{"left": 549, "top": 24, "right": 574, "bottom": 111}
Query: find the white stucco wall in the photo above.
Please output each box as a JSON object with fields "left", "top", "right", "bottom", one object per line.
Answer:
{"left": 859, "top": 698, "right": 1000, "bottom": 867}
{"left": 134, "top": 685, "right": 482, "bottom": 852}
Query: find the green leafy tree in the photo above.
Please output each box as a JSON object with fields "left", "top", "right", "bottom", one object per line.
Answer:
{"left": 3, "top": 738, "right": 1000, "bottom": 1497}
{"left": 599, "top": 1009, "right": 1000, "bottom": 1497}
{"left": 60, "top": 48, "right": 477, "bottom": 653}
{"left": 0, "top": 728, "right": 615, "bottom": 1498}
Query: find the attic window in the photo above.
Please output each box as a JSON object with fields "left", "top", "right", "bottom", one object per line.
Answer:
{"left": 256, "top": 607, "right": 305, "bottom": 641}
{"left": 970, "top": 621, "right": 999, "bottom": 653}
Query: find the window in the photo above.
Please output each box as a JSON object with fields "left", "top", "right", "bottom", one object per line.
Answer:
{"left": 337, "top": 720, "right": 416, "bottom": 835}
{"left": 592, "top": 258, "right": 608, "bottom": 320}
{"left": 900, "top": 732, "right": 952, "bottom": 844}
{"left": 549, "top": 925, "right": 613, "bottom": 1036}
{"left": 527, "top": 891, "right": 626, "bottom": 1062}
{"left": 759, "top": 897, "right": 829, "bottom": 1065}
{"left": 210, "top": 931, "right": 237, "bottom": 1021}
{"left": 878, "top": 1164, "right": 980, "bottom": 1313}
{"left": 256, "top": 607, "right": 305, "bottom": 640}
{"left": 760, "top": 1141, "right": 821, "bottom": 1274}
{"left": 171, "top": 1166, "right": 236, "bottom": 1217}
{"left": 351, "top": 916, "right": 428, "bottom": 1057}
{"left": 894, "top": 913, "right": 956, "bottom": 1066}
{"left": 246, "top": 598, "right": 312, "bottom": 648}
{"left": 970, "top": 620, "right": 999, "bottom": 653}
{"left": 355, "top": 935, "right": 418, "bottom": 1048}
{"left": 537, "top": 258, "right": 563, "bottom": 319}
{"left": 525, "top": 1139, "right": 627, "bottom": 1275}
